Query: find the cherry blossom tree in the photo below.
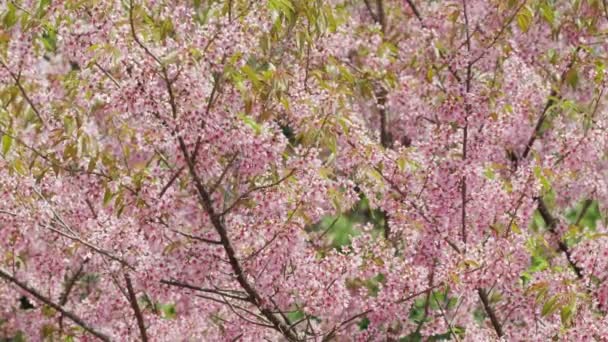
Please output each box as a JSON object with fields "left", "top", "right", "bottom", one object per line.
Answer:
{"left": 1, "top": 0, "right": 607, "bottom": 340}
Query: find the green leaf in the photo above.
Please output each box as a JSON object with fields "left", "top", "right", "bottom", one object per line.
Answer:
{"left": 36, "top": 0, "right": 52, "bottom": 18}
{"left": 2, "top": 134, "right": 12, "bottom": 155}
{"left": 161, "top": 303, "right": 177, "bottom": 319}
{"left": 268, "top": 0, "right": 295, "bottom": 15}
{"left": 560, "top": 301, "right": 575, "bottom": 326}
{"left": 541, "top": 295, "right": 561, "bottom": 317}
{"left": 103, "top": 187, "right": 114, "bottom": 206}
{"left": 241, "top": 64, "right": 261, "bottom": 87}
{"left": 357, "top": 317, "right": 370, "bottom": 330}
{"left": 41, "top": 27, "right": 57, "bottom": 53}
{"left": 529, "top": 255, "right": 548, "bottom": 272}
{"left": 483, "top": 166, "right": 495, "bottom": 180}
{"left": 565, "top": 67, "right": 579, "bottom": 88}
{"left": 238, "top": 113, "right": 262, "bottom": 134}
{"left": 400, "top": 332, "right": 422, "bottom": 342}
{"left": 516, "top": 6, "right": 533, "bottom": 33}
{"left": 2, "top": 3, "right": 18, "bottom": 28}
{"left": 539, "top": 3, "right": 555, "bottom": 26}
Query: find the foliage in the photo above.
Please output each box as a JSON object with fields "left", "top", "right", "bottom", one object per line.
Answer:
{"left": 0, "top": 0, "right": 608, "bottom": 340}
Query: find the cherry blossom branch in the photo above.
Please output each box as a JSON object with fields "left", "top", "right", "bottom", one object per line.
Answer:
{"left": 42, "top": 223, "right": 134, "bottom": 270}
{"left": 0, "top": 59, "right": 45, "bottom": 125}
{"left": 128, "top": 0, "right": 163, "bottom": 67}
{"left": 370, "top": 162, "right": 462, "bottom": 253}
{"left": 124, "top": 274, "right": 149, "bottom": 342}
{"left": 210, "top": 153, "right": 239, "bottom": 194}
{"left": 432, "top": 291, "right": 461, "bottom": 342}
{"left": 553, "top": 86, "right": 605, "bottom": 166}
{"left": 178, "top": 135, "right": 299, "bottom": 341}
{"left": 363, "top": 0, "right": 378, "bottom": 22}
{"left": 160, "top": 279, "right": 250, "bottom": 302}
{"left": 469, "top": 1, "right": 527, "bottom": 66}
{"left": 158, "top": 166, "right": 184, "bottom": 198}
{"left": 520, "top": 47, "right": 581, "bottom": 162}
{"left": 477, "top": 288, "right": 504, "bottom": 338}
{"left": 128, "top": 9, "right": 298, "bottom": 338}
{"left": 404, "top": 0, "right": 422, "bottom": 22}
{"left": 357, "top": 0, "right": 394, "bottom": 240}
{"left": 33, "top": 187, "right": 135, "bottom": 270}
{"left": 94, "top": 61, "right": 121, "bottom": 88}
{"left": 535, "top": 197, "right": 583, "bottom": 279}
{"left": 219, "top": 169, "right": 295, "bottom": 216}
{"left": 401, "top": 0, "right": 462, "bottom": 82}
{"left": 58, "top": 259, "right": 89, "bottom": 334}
{"left": 375, "top": 0, "right": 386, "bottom": 33}
{"left": 169, "top": 228, "right": 222, "bottom": 245}
{"left": 0, "top": 268, "right": 111, "bottom": 341}
{"left": 218, "top": 293, "right": 276, "bottom": 329}
{"left": 397, "top": 284, "right": 443, "bottom": 304}
{"left": 322, "top": 309, "right": 373, "bottom": 341}
{"left": 462, "top": 0, "right": 471, "bottom": 52}
{"left": 59, "top": 259, "right": 88, "bottom": 305}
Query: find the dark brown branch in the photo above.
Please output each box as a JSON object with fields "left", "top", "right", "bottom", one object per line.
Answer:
{"left": 124, "top": 274, "right": 148, "bottom": 342}
{"left": 535, "top": 197, "right": 583, "bottom": 279}
{"left": 477, "top": 288, "right": 504, "bottom": 338}
{"left": 94, "top": 62, "right": 121, "bottom": 88}
{"left": 0, "top": 59, "right": 45, "bottom": 125}
{"left": 170, "top": 228, "right": 222, "bottom": 245}
{"left": 219, "top": 169, "right": 295, "bottom": 216}
{"left": 43, "top": 223, "right": 135, "bottom": 270}
{"left": 129, "top": 9, "right": 298, "bottom": 337}
{"left": 520, "top": 47, "right": 580, "bottom": 162}
{"left": 414, "top": 264, "right": 435, "bottom": 334}
{"left": 462, "top": 0, "right": 471, "bottom": 51}
{"left": 460, "top": 0, "right": 474, "bottom": 250}
{"left": 158, "top": 166, "right": 184, "bottom": 198}
{"left": 0, "top": 268, "right": 111, "bottom": 341}
{"left": 575, "top": 199, "right": 593, "bottom": 226}
{"left": 432, "top": 291, "right": 461, "bottom": 342}
{"left": 375, "top": 0, "right": 386, "bottom": 33}
{"left": 58, "top": 259, "right": 89, "bottom": 334}
{"left": 85, "top": 198, "right": 98, "bottom": 219}
{"left": 128, "top": 0, "right": 163, "bottom": 66}
{"left": 363, "top": 0, "right": 378, "bottom": 22}
{"left": 322, "top": 309, "right": 373, "bottom": 341}
{"left": 160, "top": 279, "right": 251, "bottom": 302}
{"left": 177, "top": 138, "right": 299, "bottom": 341}
{"left": 367, "top": 0, "right": 393, "bottom": 240}
{"left": 404, "top": 0, "right": 422, "bottom": 22}
{"left": 210, "top": 153, "right": 239, "bottom": 194}
{"left": 396, "top": 282, "right": 445, "bottom": 303}
{"left": 59, "top": 259, "right": 88, "bottom": 305}
{"left": 193, "top": 56, "right": 226, "bottom": 164}
{"left": 469, "top": 1, "right": 527, "bottom": 66}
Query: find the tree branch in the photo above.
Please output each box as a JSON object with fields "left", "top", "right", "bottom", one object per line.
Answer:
{"left": 519, "top": 47, "right": 581, "bottom": 162}
{"left": 535, "top": 197, "right": 583, "bottom": 278}
{"left": 124, "top": 274, "right": 148, "bottom": 342}
{"left": 477, "top": 288, "right": 504, "bottom": 338}
{"left": 0, "top": 268, "right": 111, "bottom": 341}
{"left": 404, "top": 0, "right": 422, "bottom": 22}
{"left": 160, "top": 279, "right": 251, "bottom": 302}
{"left": 0, "top": 59, "right": 46, "bottom": 125}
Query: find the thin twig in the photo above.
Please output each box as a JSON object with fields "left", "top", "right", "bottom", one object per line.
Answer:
{"left": 0, "top": 59, "right": 46, "bottom": 125}
{"left": 158, "top": 166, "right": 184, "bottom": 198}
{"left": 160, "top": 279, "right": 251, "bottom": 302}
